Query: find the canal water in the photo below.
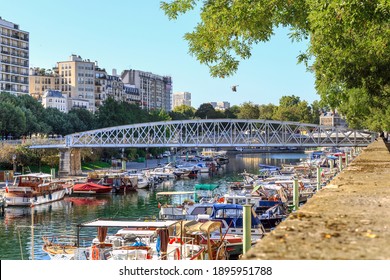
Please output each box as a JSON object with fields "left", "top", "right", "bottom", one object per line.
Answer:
{"left": 0, "top": 152, "right": 305, "bottom": 260}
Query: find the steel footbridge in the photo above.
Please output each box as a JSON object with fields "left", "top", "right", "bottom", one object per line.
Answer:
{"left": 30, "top": 119, "right": 376, "bottom": 149}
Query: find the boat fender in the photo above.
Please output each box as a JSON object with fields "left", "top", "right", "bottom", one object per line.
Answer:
{"left": 91, "top": 246, "right": 100, "bottom": 260}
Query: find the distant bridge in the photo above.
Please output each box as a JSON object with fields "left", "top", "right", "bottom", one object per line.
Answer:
{"left": 29, "top": 119, "right": 376, "bottom": 149}
{"left": 27, "top": 119, "right": 376, "bottom": 176}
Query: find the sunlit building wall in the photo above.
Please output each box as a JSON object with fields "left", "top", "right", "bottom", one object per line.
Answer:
{"left": 0, "top": 17, "right": 29, "bottom": 95}
{"left": 172, "top": 91, "right": 191, "bottom": 109}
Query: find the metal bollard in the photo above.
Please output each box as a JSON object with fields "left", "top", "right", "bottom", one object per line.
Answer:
{"left": 243, "top": 204, "right": 252, "bottom": 254}
{"left": 317, "top": 166, "right": 321, "bottom": 191}
{"left": 293, "top": 179, "right": 299, "bottom": 211}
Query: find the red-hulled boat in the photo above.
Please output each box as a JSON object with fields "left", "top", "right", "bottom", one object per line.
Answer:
{"left": 72, "top": 182, "right": 112, "bottom": 195}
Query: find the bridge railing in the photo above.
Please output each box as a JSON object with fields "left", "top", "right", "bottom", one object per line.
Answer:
{"left": 24, "top": 119, "right": 376, "bottom": 149}
{"left": 57, "top": 119, "right": 375, "bottom": 148}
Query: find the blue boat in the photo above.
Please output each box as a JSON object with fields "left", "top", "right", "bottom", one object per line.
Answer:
{"left": 205, "top": 204, "right": 265, "bottom": 239}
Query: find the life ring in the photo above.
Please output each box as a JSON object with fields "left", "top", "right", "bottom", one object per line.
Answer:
{"left": 91, "top": 246, "right": 100, "bottom": 260}
{"left": 174, "top": 248, "right": 181, "bottom": 260}
{"left": 218, "top": 197, "right": 225, "bottom": 203}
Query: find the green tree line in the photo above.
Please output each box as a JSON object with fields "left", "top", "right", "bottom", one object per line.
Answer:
{"left": 0, "top": 91, "right": 321, "bottom": 139}
{"left": 0, "top": 92, "right": 170, "bottom": 139}
{"left": 0, "top": 91, "right": 321, "bottom": 171}
{"left": 172, "top": 95, "right": 321, "bottom": 124}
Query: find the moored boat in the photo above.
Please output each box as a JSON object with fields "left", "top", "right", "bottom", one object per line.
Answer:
{"left": 72, "top": 182, "right": 112, "bottom": 195}
{"left": 4, "top": 173, "right": 72, "bottom": 207}
{"left": 72, "top": 219, "right": 226, "bottom": 260}
{"left": 42, "top": 235, "right": 78, "bottom": 260}
{"left": 87, "top": 170, "right": 137, "bottom": 193}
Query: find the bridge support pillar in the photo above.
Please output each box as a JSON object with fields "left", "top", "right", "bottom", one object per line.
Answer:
{"left": 59, "top": 149, "right": 82, "bottom": 177}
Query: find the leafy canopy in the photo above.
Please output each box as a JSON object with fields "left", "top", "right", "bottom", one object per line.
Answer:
{"left": 161, "top": 0, "right": 390, "bottom": 130}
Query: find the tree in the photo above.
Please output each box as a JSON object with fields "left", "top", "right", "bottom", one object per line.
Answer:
{"left": 0, "top": 92, "right": 21, "bottom": 107}
{"left": 228, "top": 105, "right": 240, "bottom": 118}
{"left": 336, "top": 88, "right": 371, "bottom": 129}
{"left": 222, "top": 107, "right": 238, "bottom": 119}
{"left": 170, "top": 104, "right": 196, "bottom": 120}
{"left": 273, "top": 95, "right": 311, "bottom": 122}
{"left": 42, "top": 108, "right": 72, "bottom": 136}
{"left": 278, "top": 95, "right": 301, "bottom": 108}
{"left": 0, "top": 102, "right": 26, "bottom": 138}
{"left": 148, "top": 109, "right": 172, "bottom": 122}
{"left": 18, "top": 94, "right": 45, "bottom": 119}
{"left": 21, "top": 108, "right": 42, "bottom": 137}
{"left": 258, "top": 103, "right": 277, "bottom": 120}
{"left": 68, "top": 108, "right": 96, "bottom": 132}
{"left": 95, "top": 98, "right": 151, "bottom": 128}
{"left": 95, "top": 98, "right": 129, "bottom": 128}
{"left": 161, "top": 0, "right": 390, "bottom": 130}
{"left": 309, "top": 100, "right": 322, "bottom": 125}
{"left": 237, "top": 102, "right": 259, "bottom": 119}
{"left": 195, "top": 103, "right": 221, "bottom": 119}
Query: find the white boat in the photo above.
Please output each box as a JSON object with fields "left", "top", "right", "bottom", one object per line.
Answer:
{"left": 4, "top": 173, "right": 73, "bottom": 207}
{"left": 135, "top": 174, "right": 150, "bottom": 189}
{"left": 146, "top": 167, "right": 176, "bottom": 180}
{"left": 126, "top": 170, "right": 151, "bottom": 189}
{"left": 128, "top": 173, "right": 149, "bottom": 189}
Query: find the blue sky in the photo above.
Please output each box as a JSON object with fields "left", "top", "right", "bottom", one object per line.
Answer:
{"left": 2, "top": 0, "right": 318, "bottom": 109}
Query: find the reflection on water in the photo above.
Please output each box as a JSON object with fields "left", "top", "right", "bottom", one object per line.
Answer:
{"left": 0, "top": 152, "right": 305, "bottom": 260}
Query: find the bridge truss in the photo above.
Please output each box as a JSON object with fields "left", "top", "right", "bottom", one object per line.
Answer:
{"left": 30, "top": 119, "right": 376, "bottom": 149}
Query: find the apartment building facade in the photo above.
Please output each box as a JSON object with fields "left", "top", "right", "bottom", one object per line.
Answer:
{"left": 0, "top": 17, "right": 29, "bottom": 95}
{"left": 320, "top": 111, "right": 347, "bottom": 127}
{"left": 95, "top": 67, "right": 141, "bottom": 107}
{"left": 28, "top": 55, "right": 171, "bottom": 112}
{"left": 210, "top": 101, "right": 230, "bottom": 111}
{"left": 29, "top": 68, "right": 59, "bottom": 100}
{"left": 94, "top": 67, "right": 107, "bottom": 107}
{"left": 56, "top": 54, "right": 96, "bottom": 112}
{"left": 172, "top": 91, "right": 191, "bottom": 109}
{"left": 42, "top": 89, "right": 68, "bottom": 113}
{"left": 121, "top": 69, "right": 172, "bottom": 111}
